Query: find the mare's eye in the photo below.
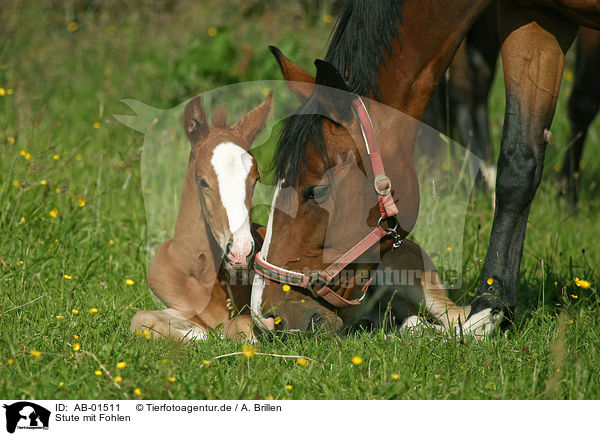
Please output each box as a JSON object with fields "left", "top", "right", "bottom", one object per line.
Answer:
{"left": 305, "top": 185, "right": 329, "bottom": 202}
{"left": 199, "top": 178, "right": 210, "bottom": 190}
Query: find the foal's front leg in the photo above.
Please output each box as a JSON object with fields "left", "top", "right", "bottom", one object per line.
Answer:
{"left": 468, "top": 3, "right": 577, "bottom": 333}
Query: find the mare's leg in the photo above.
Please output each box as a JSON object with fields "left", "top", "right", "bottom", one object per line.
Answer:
{"left": 469, "top": 3, "right": 577, "bottom": 327}
{"left": 561, "top": 27, "right": 600, "bottom": 208}
{"left": 468, "top": 3, "right": 501, "bottom": 189}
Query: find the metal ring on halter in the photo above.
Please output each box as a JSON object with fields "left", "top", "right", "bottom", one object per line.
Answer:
{"left": 377, "top": 215, "right": 399, "bottom": 233}
{"left": 307, "top": 273, "right": 328, "bottom": 297}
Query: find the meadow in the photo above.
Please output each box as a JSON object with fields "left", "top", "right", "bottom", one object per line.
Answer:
{"left": 1, "top": 1, "right": 598, "bottom": 400}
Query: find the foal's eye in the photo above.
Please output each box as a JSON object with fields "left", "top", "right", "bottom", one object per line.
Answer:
{"left": 305, "top": 185, "right": 329, "bottom": 202}
{"left": 199, "top": 178, "right": 210, "bottom": 190}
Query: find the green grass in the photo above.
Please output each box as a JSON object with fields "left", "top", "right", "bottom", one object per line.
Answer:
{"left": 1, "top": 1, "right": 599, "bottom": 400}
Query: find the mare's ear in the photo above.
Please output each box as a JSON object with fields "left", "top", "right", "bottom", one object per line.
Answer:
{"left": 233, "top": 91, "right": 274, "bottom": 149}
{"left": 314, "top": 59, "right": 354, "bottom": 123}
{"left": 184, "top": 96, "right": 209, "bottom": 144}
{"left": 269, "top": 46, "right": 315, "bottom": 102}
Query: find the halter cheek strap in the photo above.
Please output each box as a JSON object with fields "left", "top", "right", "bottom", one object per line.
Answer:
{"left": 253, "top": 96, "right": 402, "bottom": 308}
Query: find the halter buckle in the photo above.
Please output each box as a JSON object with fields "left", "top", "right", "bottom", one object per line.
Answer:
{"left": 307, "top": 273, "right": 328, "bottom": 297}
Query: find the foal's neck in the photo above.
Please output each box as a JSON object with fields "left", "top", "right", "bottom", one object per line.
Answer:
{"left": 173, "top": 159, "right": 216, "bottom": 256}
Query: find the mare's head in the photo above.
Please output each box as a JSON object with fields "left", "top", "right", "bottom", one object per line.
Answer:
{"left": 184, "top": 92, "right": 273, "bottom": 270}
{"left": 251, "top": 50, "right": 419, "bottom": 333}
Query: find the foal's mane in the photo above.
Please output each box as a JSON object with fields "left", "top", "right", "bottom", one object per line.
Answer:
{"left": 274, "top": 0, "right": 404, "bottom": 185}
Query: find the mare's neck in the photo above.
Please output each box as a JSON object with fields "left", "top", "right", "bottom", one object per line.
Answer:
{"left": 377, "top": 0, "right": 491, "bottom": 120}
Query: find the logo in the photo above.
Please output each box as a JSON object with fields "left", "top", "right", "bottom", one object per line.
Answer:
{"left": 3, "top": 402, "right": 50, "bottom": 434}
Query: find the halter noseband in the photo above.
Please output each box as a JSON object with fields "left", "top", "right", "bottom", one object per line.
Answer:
{"left": 254, "top": 96, "right": 402, "bottom": 308}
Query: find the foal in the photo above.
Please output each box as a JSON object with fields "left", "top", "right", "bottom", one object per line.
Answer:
{"left": 130, "top": 92, "right": 273, "bottom": 340}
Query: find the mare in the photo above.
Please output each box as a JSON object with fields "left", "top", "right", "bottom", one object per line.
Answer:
{"left": 251, "top": 0, "right": 600, "bottom": 334}
{"left": 130, "top": 92, "right": 273, "bottom": 340}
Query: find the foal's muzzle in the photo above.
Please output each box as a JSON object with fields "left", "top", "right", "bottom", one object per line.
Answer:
{"left": 224, "top": 241, "right": 255, "bottom": 270}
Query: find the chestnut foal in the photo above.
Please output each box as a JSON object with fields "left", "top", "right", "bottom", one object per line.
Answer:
{"left": 130, "top": 92, "right": 273, "bottom": 341}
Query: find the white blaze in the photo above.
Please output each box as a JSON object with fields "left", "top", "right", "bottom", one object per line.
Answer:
{"left": 210, "top": 142, "right": 253, "bottom": 249}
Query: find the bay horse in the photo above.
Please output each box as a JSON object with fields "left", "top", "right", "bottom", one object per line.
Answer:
{"left": 130, "top": 92, "right": 273, "bottom": 340}
{"left": 251, "top": 0, "right": 599, "bottom": 334}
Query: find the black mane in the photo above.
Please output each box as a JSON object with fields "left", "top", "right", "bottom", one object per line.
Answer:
{"left": 274, "top": 0, "right": 404, "bottom": 185}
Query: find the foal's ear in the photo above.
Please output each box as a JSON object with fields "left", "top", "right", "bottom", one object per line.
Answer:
{"left": 233, "top": 91, "right": 274, "bottom": 149}
{"left": 315, "top": 59, "right": 353, "bottom": 123}
{"left": 184, "top": 96, "right": 209, "bottom": 144}
{"left": 269, "top": 46, "right": 315, "bottom": 102}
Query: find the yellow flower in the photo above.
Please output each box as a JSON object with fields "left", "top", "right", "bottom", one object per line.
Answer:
{"left": 56, "top": 315, "right": 65, "bottom": 320}
{"left": 0, "top": 88, "right": 5, "bottom": 96}
{"left": 40, "top": 180, "right": 47, "bottom": 185}
{"left": 30, "top": 350, "right": 41, "bottom": 359}
{"left": 73, "top": 335, "right": 79, "bottom": 340}
{"left": 50, "top": 208, "right": 58, "bottom": 218}
{"left": 93, "top": 122, "right": 101, "bottom": 129}
{"left": 144, "top": 188, "right": 152, "bottom": 194}
{"left": 109, "top": 239, "right": 114, "bottom": 245}
{"left": 75, "top": 154, "right": 83, "bottom": 161}
{"left": 203, "top": 360, "right": 210, "bottom": 366}
{"left": 571, "top": 294, "right": 578, "bottom": 299}
{"left": 391, "top": 373, "right": 400, "bottom": 380}
{"left": 63, "top": 274, "right": 72, "bottom": 280}
{"left": 569, "top": 319, "right": 574, "bottom": 324}
{"left": 574, "top": 277, "right": 591, "bottom": 289}
{"left": 7, "top": 89, "right": 13, "bottom": 95}
{"left": 12, "top": 180, "right": 20, "bottom": 188}
{"left": 89, "top": 307, "right": 99, "bottom": 314}
{"left": 72, "top": 309, "right": 79, "bottom": 315}
{"left": 208, "top": 27, "right": 218, "bottom": 37}
{"left": 67, "top": 21, "right": 78, "bottom": 32}
{"left": 53, "top": 154, "right": 60, "bottom": 160}
{"left": 267, "top": 396, "right": 274, "bottom": 400}
{"left": 114, "top": 376, "right": 123, "bottom": 383}
{"left": 486, "top": 277, "right": 494, "bottom": 285}
{"left": 323, "top": 13, "right": 334, "bottom": 23}
{"left": 241, "top": 344, "right": 256, "bottom": 358}
{"left": 78, "top": 198, "right": 85, "bottom": 207}
{"left": 297, "top": 358, "right": 308, "bottom": 367}
{"left": 19, "top": 217, "right": 25, "bottom": 223}
{"left": 73, "top": 343, "right": 81, "bottom": 351}
{"left": 161, "top": 359, "right": 168, "bottom": 364}
{"left": 274, "top": 316, "right": 282, "bottom": 325}
{"left": 134, "top": 388, "right": 142, "bottom": 396}
{"left": 17, "top": 260, "right": 24, "bottom": 265}
{"left": 116, "top": 361, "right": 127, "bottom": 369}
{"left": 285, "top": 384, "right": 293, "bottom": 391}
{"left": 143, "top": 330, "right": 151, "bottom": 339}
{"left": 126, "top": 279, "right": 134, "bottom": 286}
{"left": 7, "top": 358, "right": 15, "bottom": 365}
{"left": 95, "top": 370, "right": 103, "bottom": 376}
{"left": 556, "top": 368, "right": 561, "bottom": 373}
{"left": 168, "top": 377, "right": 176, "bottom": 383}
{"left": 351, "top": 356, "right": 363, "bottom": 366}
{"left": 58, "top": 381, "right": 64, "bottom": 387}
{"left": 446, "top": 246, "right": 452, "bottom": 252}
{"left": 55, "top": 188, "right": 60, "bottom": 193}
{"left": 7, "top": 136, "right": 15, "bottom": 144}
{"left": 282, "top": 284, "right": 291, "bottom": 293}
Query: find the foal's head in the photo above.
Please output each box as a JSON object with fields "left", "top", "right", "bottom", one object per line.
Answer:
{"left": 184, "top": 92, "right": 273, "bottom": 269}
